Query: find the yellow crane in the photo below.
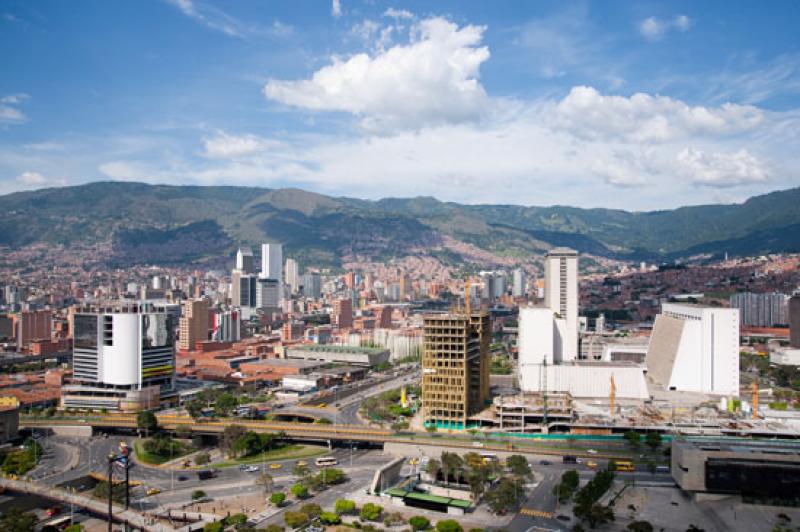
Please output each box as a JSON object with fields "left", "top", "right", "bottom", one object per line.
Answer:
{"left": 751, "top": 381, "right": 759, "bottom": 420}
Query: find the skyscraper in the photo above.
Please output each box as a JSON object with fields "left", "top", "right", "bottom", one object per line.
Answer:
{"left": 730, "top": 292, "right": 789, "bottom": 327}
{"left": 285, "top": 258, "right": 299, "bottom": 295}
{"left": 300, "top": 273, "right": 321, "bottom": 299}
{"left": 332, "top": 298, "right": 353, "bottom": 329}
{"left": 512, "top": 268, "right": 526, "bottom": 297}
{"left": 178, "top": 298, "right": 209, "bottom": 351}
{"left": 544, "top": 248, "right": 578, "bottom": 361}
{"left": 421, "top": 312, "right": 489, "bottom": 429}
{"left": 236, "top": 247, "right": 255, "bottom": 274}
{"left": 790, "top": 296, "right": 800, "bottom": 348}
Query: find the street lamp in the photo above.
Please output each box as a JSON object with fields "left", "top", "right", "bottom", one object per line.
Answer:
{"left": 106, "top": 442, "right": 133, "bottom": 532}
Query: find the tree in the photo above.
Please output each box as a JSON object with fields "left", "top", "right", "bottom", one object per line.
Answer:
{"left": 624, "top": 431, "right": 641, "bottom": 448}
{"left": 264, "top": 526, "right": 284, "bottom": 532}
{"left": 506, "top": 455, "right": 532, "bottom": 477}
{"left": 320, "top": 512, "right": 342, "bottom": 525}
{"left": 195, "top": 451, "right": 210, "bottom": 465}
{"left": 225, "top": 513, "right": 248, "bottom": 527}
{"left": 256, "top": 471, "right": 274, "bottom": 494}
{"left": 335, "top": 499, "right": 356, "bottom": 515}
{"left": 284, "top": 511, "right": 309, "bottom": 528}
{"left": 186, "top": 399, "right": 204, "bottom": 420}
{"left": 317, "top": 467, "right": 346, "bottom": 485}
{"left": 174, "top": 425, "right": 192, "bottom": 439}
{"left": 214, "top": 392, "right": 238, "bottom": 417}
{"left": 485, "top": 477, "right": 525, "bottom": 514}
{"left": 554, "top": 470, "right": 580, "bottom": 503}
{"left": 645, "top": 432, "right": 662, "bottom": 451}
{"left": 290, "top": 483, "right": 308, "bottom": 499}
{"left": 299, "top": 503, "right": 322, "bottom": 518}
{"left": 136, "top": 410, "right": 158, "bottom": 435}
{"left": 360, "top": 502, "right": 383, "bottom": 521}
{"left": 436, "top": 520, "right": 463, "bottom": 532}
{"left": 270, "top": 492, "right": 286, "bottom": 506}
{"left": 426, "top": 458, "right": 442, "bottom": 481}
{"left": 0, "top": 508, "right": 38, "bottom": 532}
{"left": 203, "top": 523, "right": 223, "bottom": 532}
{"left": 426, "top": 424, "right": 438, "bottom": 434}
{"left": 293, "top": 463, "right": 310, "bottom": 478}
{"left": 192, "top": 490, "right": 207, "bottom": 501}
{"left": 220, "top": 424, "right": 246, "bottom": 458}
{"left": 441, "top": 452, "right": 464, "bottom": 485}
{"left": 410, "top": 516, "right": 431, "bottom": 531}
{"left": 574, "top": 503, "right": 614, "bottom": 528}
{"left": 628, "top": 521, "right": 654, "bottom": 532}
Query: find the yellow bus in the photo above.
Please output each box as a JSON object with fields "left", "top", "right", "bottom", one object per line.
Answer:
{"left": 614, "top": 460, "right": 635, "bottom": 472}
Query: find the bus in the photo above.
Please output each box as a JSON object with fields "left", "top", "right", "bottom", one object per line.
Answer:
{"left": 613, "top": 460, "right": 635, "bottom": 472}
{"left": 42, "top": 515, "right": 73, "bottom": 530}
{"left": 562, "top": 455, "right": 578, "bottom": 464}
{"left": 315, "top": 456, "right": 338, "bottom": 468}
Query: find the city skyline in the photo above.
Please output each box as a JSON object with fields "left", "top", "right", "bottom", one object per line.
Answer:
{"left": 1, "top": 1, "right": 799, "bottom": 209}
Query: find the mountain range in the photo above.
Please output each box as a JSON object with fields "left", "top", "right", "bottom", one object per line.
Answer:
{"left": 1, "top": 181, "right": 799, "bottom": 270}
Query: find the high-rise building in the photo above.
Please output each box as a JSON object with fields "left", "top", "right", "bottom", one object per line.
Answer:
{"left": 14, "top": 309, "right": 52, "bottom": 351}
{"left": 399, "top": 274, "right": 410, "bottom": 301}
{"left": 300, "top": 273, "right": 321, "bottom": 299}
{"left": 332, "top": 298, "right": 353, "bottom": 329}
{"left": 729, "top": 292, "right": 788, "bottom": 327}
{"left": 285, "top": 258, "right": 299, "bottom": 295}
{"left": 544, "top": 248, "right": 578, "bottom": 361}
{"left": 377, "top": 306, "right": 393, "bottom": 329}
{"left": 256, "top": 278, "right": 280, "bottom": 309}
{"left": 236, "top": 247, "right": 255, "bottom": 274}
{"left": 790, "top": 296, "right": 800, "bottom": 348}
{"left": 212, "top": 308, "right": 240, "bottom": 342}
{"left": 646, "top": 303, "right": 739, "bottom": 395}
{"left": 512, "top": 269, "right": 526, "bottom": 297}
{"left": 231, "top": 271, "right": 257, "bottom": 309}
{"left": 261, "top": 243, "right": 282, "bottom": 280}
{"left": 421, "top": 312, "right": 489, "bottom": 429}
{"left": 63, "top": 303, "right": 175, "bottom": 411}
{"left": 178, "top": 298, "right": 209, "bottom": 351}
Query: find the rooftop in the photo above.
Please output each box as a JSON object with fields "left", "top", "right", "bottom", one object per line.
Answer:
{"left": 289, "top": 344, "right": 388, "bottom": 355}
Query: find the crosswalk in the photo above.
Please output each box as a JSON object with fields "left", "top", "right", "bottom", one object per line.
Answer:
{"left": 520, "top": 508, "right": 554, "bottom": 518}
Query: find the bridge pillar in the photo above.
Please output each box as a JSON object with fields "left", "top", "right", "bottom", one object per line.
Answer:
{"left": 327, "top": 439, "right": 332, "bottom": 451}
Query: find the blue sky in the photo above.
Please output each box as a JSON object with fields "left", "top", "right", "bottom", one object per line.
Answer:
{"left": 1, "top": 0, "right": 799, "bottom": 209}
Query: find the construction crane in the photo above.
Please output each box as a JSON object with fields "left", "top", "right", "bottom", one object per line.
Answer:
{"left": 609, "top": 374, "right": 616, "bottom": 418}
{"left": 464, "top": 278, "right": 472, "bottom": 315}
{"left": 751, "top": 381, "right": 759, "bottom": 420}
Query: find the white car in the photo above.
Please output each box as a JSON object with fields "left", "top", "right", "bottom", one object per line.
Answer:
{"left": 245, "top": 465, "right": 260, "bottom": 473}
{"left": 587, "top": 449, "right": 598, "bottom": 454}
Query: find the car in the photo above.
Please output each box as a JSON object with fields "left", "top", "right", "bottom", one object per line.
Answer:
{"left": 239, "top": 464, "right": 249, "bottom": 471}
{"left": 146, "top": 488, "right": 162, "bottom": 496}
{"left": 317, "top": 403, "right": 327, "bottom": 408}
{"left": 586, "top": 461, "right": 598, "bottom": 470}
{"left": 177, "top": 475, "right": 189, "bottom": 481}
{"left": 245, "top": 465, "right": 260, "bottom": 473}
{"left": 539, "top": 460, "right": 552, "bottom": 465}
{"left": 296, "top": 461, "right": 307, "bottom": 467}
{"left": 269, "top": 463, "right": 282, "bottom": 469}
{"left": 587, "top": 449, "right": 598, "bottom": 454}
{"left": 556, "top": 515, "right": 571, "bottom": 522}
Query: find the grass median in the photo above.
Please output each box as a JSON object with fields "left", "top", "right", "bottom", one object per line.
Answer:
{"left": 211, "top": 444, "right": 327, "bottom": 468}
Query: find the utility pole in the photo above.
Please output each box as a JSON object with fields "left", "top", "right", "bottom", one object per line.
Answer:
{"left": 107, "top": 453, "right": 115, "bottom": 532}
{"left": 541, "top": 358, "right": 548, "bottom": 427}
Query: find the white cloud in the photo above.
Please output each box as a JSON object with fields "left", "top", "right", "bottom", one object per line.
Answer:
{"left": 332, "top": 0, "right": 341, "bottom": 18}
{"left": 384, "top": 8, "right": 413, "bottom": 20}
{"left": 202, "top": 132, "right": 283, "bottom": 159}
{"left": 0, "top": 93, "right": 29, "bottom": 125}
{"left": 165, "top": 0, "right": 248, "bottom": 37}
{"left": 15, "top": 171, "right": 66, "bottom": 189}
{"left": 639, "top": 14, "right": 692, "bottom": 41}
{"left": 676, "top": 147, "right": 769, "bottom": 187}
{"left": 552, "top": 86, "right": 763, "bottom": 142}
{"left": 264, "top": 17, "right": 490, "bottom": 131}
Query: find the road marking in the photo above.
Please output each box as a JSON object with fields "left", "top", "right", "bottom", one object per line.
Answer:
{"left": 520, "top": 508, "right": 554, "bottom": 518}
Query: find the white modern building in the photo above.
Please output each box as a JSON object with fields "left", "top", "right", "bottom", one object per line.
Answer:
{"left": 646, "top": 303, "right": 740, "bottom": 396}
{"left": 285, "top": 258, "right": 299, "bottom": 295}
{"left": 260, "top": 242, "right": 283, "bottom": 304}
{"left": 212, "top": 308, "right": 241, "bottom": 342}
{"left": 544, "top": 248, "right": 578, "bottom": 361}
{"left": 512, "top": 268, "right": 526, "bottom": 298}
{"left": 519, "top": 363, "right": 649, "bottom": 400}
{"left": 63, "top": 303, "right": 176, "bottom": 411}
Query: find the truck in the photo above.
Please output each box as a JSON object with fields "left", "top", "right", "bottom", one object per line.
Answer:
{"left": 197, "top": 469, "right": 217, "bottom": 480}
{"left": 562, "top": 455, "right": 578, "bottom": 464}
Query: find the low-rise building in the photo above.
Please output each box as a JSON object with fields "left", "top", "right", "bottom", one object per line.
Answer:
{"left": 286, "top": 344, "right": 389, "bottom": 367}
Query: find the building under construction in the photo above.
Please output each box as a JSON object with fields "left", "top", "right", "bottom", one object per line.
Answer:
{"left": 421, "top": 312, "right": 490, "bottom": 429}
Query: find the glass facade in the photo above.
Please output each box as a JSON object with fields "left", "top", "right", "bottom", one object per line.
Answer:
{"left": 706, "top": 459, "right": 800, "bottom": 501}
{"left": 73, "top": 314, "right": 98, "bottom": 349}
{"left": 141, "top": 314, "right": 173, "bottom": 348}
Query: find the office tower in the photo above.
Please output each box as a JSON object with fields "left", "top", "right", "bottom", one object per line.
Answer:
{"left": 518, "top": 307, "right": 556, "bottom": 371}
{"left": 256, "top": 278, "right": 280, "bottom": 309}
{"left": 178, "top": 298, "right": 209, "bottom": 351}
{"left": 151, "top": 275, "right": 163, "bottom": 290}
{"left": 285, "top": 258, "right": 299, "bottom": 295}
{"left": 14, "top": 309, "right": 52, "bottom": 351}
{"left": 231, "top": 271, "right": 257, "bottom": 309}
{"left": 212, "top": 308, "right": 240, "bottom": 342}
{"left": 399, "top": 273, "right": 411, "bottom": 301}
{"left": 494, "top": 272, "right": 507, "bottom": 299}
{"left": 421, "top": 312, "right": 490, "bottom": 429}
{"left": 332, "top": 298, "right": 353, "bottom": 329}
{"left": 544, "top": 248, "right": 578, "bottom": 361}
{"left": 480, "top": 272, "right": 495, "bottom": 301}
{"left": 236, "top": 247, "right": 255, "bottom": 274}
{"left": 512, "top": 269, "right": 526, "bottom": 297}
{"left": 260, "top": 243, "right": 282, "bottom": 279}
{"left": 729, "top": 292, "right": 789, "bottom": 327}
{"left": 63, "top": 303, "right": 175, "bottom": 411}
{"left": 790, "top": 296, "right": 800, "bottom": 348}
{"left": 300, "top": 273, "right": 321, "bottom": 299}
{"left": 646, "top": 303, "right": 739, "bottom": 395}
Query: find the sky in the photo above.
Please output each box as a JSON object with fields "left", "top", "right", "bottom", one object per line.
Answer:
{"left": 1, "top": 0, "right": 799, "bottom": 210}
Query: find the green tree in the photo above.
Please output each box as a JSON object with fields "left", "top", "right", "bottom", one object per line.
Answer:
{"left": 270, "top": 492, "right": 286, "bottom": 506}
{"left": 554, "top": 469, "right": 580, "bottom": 503}
{"left": 224, "top": 513, "right": 248, "bottom": 527}
{"left": 299, "top": 503, "right": 322, "bottom": 518}
{"left": 485, "top": 476, "right": 525, "bottom": 514}
{"left": 574, "top": 503, "right": 614, "bottom": 528}
{"left": 214, "top": 392, "right": 238, "bottom": 416}
{"left": 195, "top": 451, "right": 210, "bottom": 465}
{"left": 136, "top": 410, "right": 158, "bottom": 435}
{"left": 256, "top": 471, "right": 274, "bottom": 494}
{"left": 436, "top": 519, "right": 464, "bottom": 532}
{"left": 645, "top": 432, "right": 662, "bottom": 451}
{"left": 506, "top": 455, "right": 532, "bottom": 477}
{"left": 426, "top": 457, "right": 442, "bottom": 481}
{"left": 203, "top": 523, "right": 223, "bottom": 532}
{"left": 410, "top": 516, "right": 431, "bottom": 531}
{"left": 0, "top": 508, "right": 38, "bottom": 532}
{"left": 628, "top": 521, "right": 654, "bottom": 532}
{"left": 320, "top": 512, "right": 342, "bottom": 525}
{"left": 220, "top": 424, "right": 246, "bottom": 458}
{"left": 317, "top": 467, "right": 346, "bottom": 485}
{"left": 192, "top": 490, "right": 207, "bottom": 501}
{"left": 264, "top": 525, "right": 284, "bottom": 532}
{"left": 335, "top": 499, "right": 356, "bottom": 515}
{"left": 290, "top": 483, "right": 308, "bottom": 499}
{"left": 293, "top": 462, "right": 310, "bottom": 478}
{"left": 186, "top": 398, "right": 204, "bottom": 420}
{"left": 360, "top": 502, "right": 383, "bottom": 521}
{"left": 623, "top": 431, "right": 641, "bottom": 448}
{"left": 284, "top": 511, "right": 309, "bottom": 528}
